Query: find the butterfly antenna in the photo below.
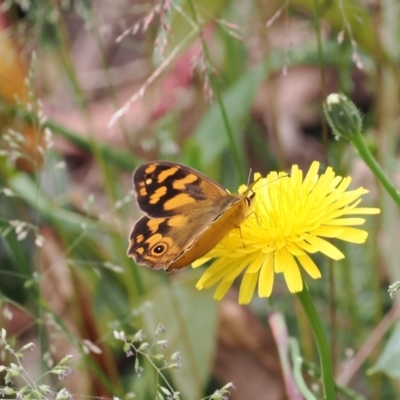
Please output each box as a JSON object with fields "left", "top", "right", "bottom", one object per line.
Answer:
{"left": 247, "top": 168, "right": 253, "bottom": 186}
{"left": 255, "top": 172, "right": 290, "bottom": 191}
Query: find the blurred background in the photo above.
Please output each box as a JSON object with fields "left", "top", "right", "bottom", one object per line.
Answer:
{"left": 0, "top": 0, "right": 399, "bottom": 399}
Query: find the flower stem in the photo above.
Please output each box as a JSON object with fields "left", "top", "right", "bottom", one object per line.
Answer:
{"left": 297, "top": 286, "right": 336, "bottom": 400}
{"left": 351, "top": 131, "right": 400, "bottom": 208}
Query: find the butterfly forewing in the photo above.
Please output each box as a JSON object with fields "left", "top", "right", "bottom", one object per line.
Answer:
{"left": 133, "top": 161, "right": 229, "bottom": 218}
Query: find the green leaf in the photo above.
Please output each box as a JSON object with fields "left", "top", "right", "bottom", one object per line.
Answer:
{"left": 192, "top": 62, "right": 268, "bottom": 168}
{"left": 157, "top": 391, "right": 165, "bottom": 400}
{"left": 2, "top": 387, "right": 15, "bottom": 395}
{"left": 159, "top": 386, "right": 172, "bottom": 396}
{"left": 143, "top": 275, "right": 218, "bottom": 400}
{"left": 368, "top": 321, "right": 400, "bottom": 378}
{"left": 10, "top": 173, "right": 97, "bottom": 233}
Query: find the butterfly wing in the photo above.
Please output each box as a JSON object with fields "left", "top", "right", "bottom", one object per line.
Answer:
{"left": 128, "top": 160, "right": 257, "bottom": 270}
{"left": 128, "top": 188, "right": 255, "bottom": 271}
{"left": 133, "top": 161, "right": 230, "bottom": 218}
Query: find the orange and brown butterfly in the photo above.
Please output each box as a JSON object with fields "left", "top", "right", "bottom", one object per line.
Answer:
{"left": 127, "top": 161, "right": 258, "bottom": 271}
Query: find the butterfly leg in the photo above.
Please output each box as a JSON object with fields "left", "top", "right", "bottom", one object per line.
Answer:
{"left": 247, "top": 209, "right": 264, "bottom": 229}
{"left": 235, "top": 225, "right": 247, "bottom": 249}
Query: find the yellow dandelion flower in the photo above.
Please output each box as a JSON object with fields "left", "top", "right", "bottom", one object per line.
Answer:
{"left": 193, "top": 161, "right": 380, "bottom": 305}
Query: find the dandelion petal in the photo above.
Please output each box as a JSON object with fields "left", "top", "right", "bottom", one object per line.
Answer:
{"left": 348, "top": 207, "right": 380, "bottom": 215}
{"left": 274, "top": 249, "right": 285, "bottom": 273}
{"left": 324, "top": 218, "right": 366, "bottom": 226}
{"left": 336, "top": 227, "right": 368, "bottom": 243}
{"left": 296, "top": 240, "right": 319, "bottom": 254}
{"left": 243, "top": 250, "right": 262, "bottom": 272}
{"left": 196, "top": 258, "right": 229, "bottom": 289}
{"left": 283, "top": 252, "right": 303, "bottom": 293}
{"left": 286, "top": 242, "right": 306, "bottom": 256}
{"left": 214, "top": 280, "right": 234, "bottom": 301}
{"left": 297, "top": 254, "right": 321, "bottom": 279}
{"left": 302, "top": 161, "right": 319, "bottom": 192}
{"left": 258, "top": 254, "right": 274, "bottom": 297}
{"left": 192, "top": 258, "right": 210, "bottom": 268}
{"left": 314, "top": 226, "right": 344, "bottom": 238}
{"left": 304, "top": 234, "right": 344, "bottom": 260}
{"left": 239, "top": 273, "right": 258, "bottom": 304}
{"left": 225, "top": 258, "right": 251, "bottom": 281}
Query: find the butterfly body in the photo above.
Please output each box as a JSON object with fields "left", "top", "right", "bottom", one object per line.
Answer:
{"left": 127, "top": 161, "right": 256, "bottom": 271}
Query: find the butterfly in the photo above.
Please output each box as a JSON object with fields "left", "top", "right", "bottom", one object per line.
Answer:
{"left": 127, "top": 161, "right": 258, "bottom": 271}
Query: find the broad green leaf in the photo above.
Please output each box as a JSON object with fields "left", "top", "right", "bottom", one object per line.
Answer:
{"left": 10, "top": 173, "right": 98, "bottom": 232}
{"left": 368, "top": 321, "right": 400, "bottom": 378}
{"left": 192, "top": 62, "right": 268, "bottom": 167}
{"left": 143, "top": 275, "right": 217, "bottom": 400}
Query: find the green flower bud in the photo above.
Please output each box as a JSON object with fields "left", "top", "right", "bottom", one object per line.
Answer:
{"left": 323, "top": 93, "right": 363, "bottom": 140}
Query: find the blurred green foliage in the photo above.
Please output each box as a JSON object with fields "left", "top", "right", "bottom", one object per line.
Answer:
{"left": 0, "top": 0, "right": 399, "bottom": 399}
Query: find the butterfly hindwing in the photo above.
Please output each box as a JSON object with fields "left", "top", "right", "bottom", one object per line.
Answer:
{"left": 128, "top": 215, "right": 180, "bottom": 269}
{"left": 127, "top": 204, "right": 239, "bottom": 269}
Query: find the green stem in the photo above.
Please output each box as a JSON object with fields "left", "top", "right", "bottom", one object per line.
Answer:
{"left": 312, "top": 0, "right": 329, "bottom": 156}
{"left": 313, "top": 19, "right": 339, "bottom": 370}
{"left": 351, "top": 131, "right": 400, "bottom": 208}
{"left": 297, "top": 286, "right": 336, "bottom": 400}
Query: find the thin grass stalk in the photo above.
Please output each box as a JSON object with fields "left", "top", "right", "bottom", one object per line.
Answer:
{"left": 186, "top": 0, "right": 244, "bottom": 182}
{"left": 311, "top": 0, "right": 337, "bottom": 371}
{"left": 87, "top": 11, "right": 131, "bottom": 146}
